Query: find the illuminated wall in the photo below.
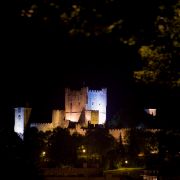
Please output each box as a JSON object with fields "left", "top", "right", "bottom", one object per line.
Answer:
{"left": 65, "top": 87, "right": 88, "bottom": 122}
{"left": 109, "top": 128, "right": 130, "bottom": 144}
{"left": 52, "top": 110, "right": 68, "bottom": 128}
{"left": 30, "top": 110, "right": 69, "bottom": 132}
{"left": 85, "top": 110, "right": 91, "bottom": 122}
{"left": 65, "top": 87, "right": 107, "bottom": 124}
{"left": 91, "top": 110, "right": 99, "bottom": 125}
{"left": 14, "top": 107, "right": 32, "bottom": 139}
{"left": 86, "top": 88, "right": 107, "bottom": 124}
{"left": 30, "top": 122, "right": 54, "bottom": 132}
{"left": 145, "top": 108, "right": 157, "bottom": 116}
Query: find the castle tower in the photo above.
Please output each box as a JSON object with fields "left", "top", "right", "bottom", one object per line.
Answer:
{"left": 145, "top": 108, "right": 157, "bottom": 116}
{"left": 65, "top": 87, "right": 107, "bottom": 125}
{"left": 14, "top": 107, "right": 32, "bottom": 139}
{"left": 52, "top": 110, "right": 68, "bottom": 128}
{"left": 86, "top": 88, "right": 107, "bottom": 124}
{"left": 65, "top": 87, "right": 88, "bottom": 122}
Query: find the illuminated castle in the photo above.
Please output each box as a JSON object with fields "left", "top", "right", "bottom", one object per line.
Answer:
{"left": 14, "top": 87, "right": 107, "bottom": 136}
{"left": 14, "top": 87, "right": 159, "bottom": 146}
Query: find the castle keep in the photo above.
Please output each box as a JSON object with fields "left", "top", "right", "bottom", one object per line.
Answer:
{"left": 65, "top": 87, "right": 107, "bottom": 125}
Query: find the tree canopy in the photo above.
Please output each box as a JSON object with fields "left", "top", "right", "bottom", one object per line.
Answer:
{"left": 11, "top": 0, "right": 179, "bottom": 88}
{"left": 134, "top": 0, "right": 180, "bottom": 87}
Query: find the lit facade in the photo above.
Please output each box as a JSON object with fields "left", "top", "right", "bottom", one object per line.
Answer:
{"left": 30, "top": 110, "right": 69, "bottom": 132}
{"left": 86, "top": 88, "right": 107, "bottom": 124}
{"left": 145, "top": 108, "right": 157, "bottom": 116}
{"left": 14, "top": 107, "right": 32, "bottom": 139}
{"left": 65, "top": 87, "right": 88, "bottom": 122}
{"left": 65, "top": 87, "right": 107, "bottom": 125}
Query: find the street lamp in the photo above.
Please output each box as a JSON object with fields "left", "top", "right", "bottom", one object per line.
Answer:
{"left": 42, "top": 151, "right": 46, "bottom": 157}
{"left": 82, "top": 149, "right": 86, "bottom": 153}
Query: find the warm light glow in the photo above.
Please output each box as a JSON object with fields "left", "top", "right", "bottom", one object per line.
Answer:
{"left": 66, "top": 113, "right": 81, "bottom": 122}
{"left": 82, "top": 149, "right": 86, "bottom": 153}
{"left": 143, "top": 175, "right": 157, "bottom": 180}
{"left": 91, "top": 110, "right": 99, "bottom": 125}
{"left": 145, "top": 108, "right": 156, "bottom": 116}
{"left": 138, "top": 152, "right": 145, "bottom": 157}
{"left": 150, "top": 150, "right": 158, "bottom": 154}
{"left": 65, "top": 87, "right": 88, "bottom": 122}
{"left": 125, "top": 160, "right": 128, "bottom": 164}
{"left": 42, "top": 151, "right": 46, "bottom": 156}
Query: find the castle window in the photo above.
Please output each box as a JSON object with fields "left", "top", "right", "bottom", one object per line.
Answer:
{"left": 18, "top": 108, "right": 21, "bottom": 113}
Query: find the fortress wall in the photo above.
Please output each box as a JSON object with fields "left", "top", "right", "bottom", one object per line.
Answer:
{"left": 30, "top": 123, "right": 54, "bottom": 132}
{"left": 109, "top": 128, "right": 130, "bottom": 144}
{"left": 52, "top": 110, "right": 65, "bottom": 128}
{"left": 69, "top": 124, "right": 87, "bottom": 136}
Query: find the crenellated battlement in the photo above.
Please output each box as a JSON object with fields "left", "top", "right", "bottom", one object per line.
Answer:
{"left": 145, "top": 128, "right": 160, "bottom": 133}
{"left": 88, "top": 88, "right": 107, "bottom": 94}
{"left": 69, "top": 124, "right": 87, "bottom": 136}
{"left": 30, "top": 122, "right": 52, "bottom": 126}
{"left": 30, "top": 122, "right": 54, "bottom": 132}
{"left": 109, "top": 128, "right": 130, "bottom": 144}
{"left": 65, "top": 87, "right": 88, "bottom": 95}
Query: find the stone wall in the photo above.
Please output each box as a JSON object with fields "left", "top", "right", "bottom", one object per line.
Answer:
{"left": 65, "top": 87, "right": 88, "bottom": 122}
{"left": 109, "top": 128, "right": 130, "bottom": 144}
{"left": 30, "top": 122, "right": 54, "bottom": 132}
{"left": 69, "top": 124, "right": 86, "bottom": 136}
{"left": 52, "top": 110, "right": 69, "bottom": 128}
{"left": 87, "top": 89, "right": 107, "bottom": 124}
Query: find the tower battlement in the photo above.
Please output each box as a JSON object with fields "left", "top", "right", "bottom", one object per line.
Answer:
{"left": 88, "top": 88, "right": 107, "bottom": 94}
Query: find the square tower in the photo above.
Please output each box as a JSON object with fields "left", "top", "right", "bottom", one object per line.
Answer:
{"left": 86, "top": 88, "right": 107, "bottom": 124}
{"left": 14, "top": 107, "right": 32, "bottom": 139}
{"left": 65, "top": 87, "right": 88, "bottom": 122}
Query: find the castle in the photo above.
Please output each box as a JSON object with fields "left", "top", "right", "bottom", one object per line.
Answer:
{"left": 14, "top": 86, "right": 157, "bottom": 142}
{"left": 14, "top": 87, "right": 107, "bottom": 137}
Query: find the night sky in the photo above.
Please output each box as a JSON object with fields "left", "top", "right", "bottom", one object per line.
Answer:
{"left": 1, "top": 44, "right": 143, "bottom": 127}
{"left": 1, "top": 43, "right": 178, "bottom": 129}
{"left": 1, "top": 0, "right": 180, "bottom": 129}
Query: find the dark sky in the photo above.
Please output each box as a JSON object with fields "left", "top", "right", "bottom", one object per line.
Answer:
{"left": 1, "top": 42, "right": 144, "bottom": 127}
{"left": 1, "top": 0, "right": 180, "bottom": 129}
{"left": 2, "top": 38, "right": 180, "bottom": 128}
